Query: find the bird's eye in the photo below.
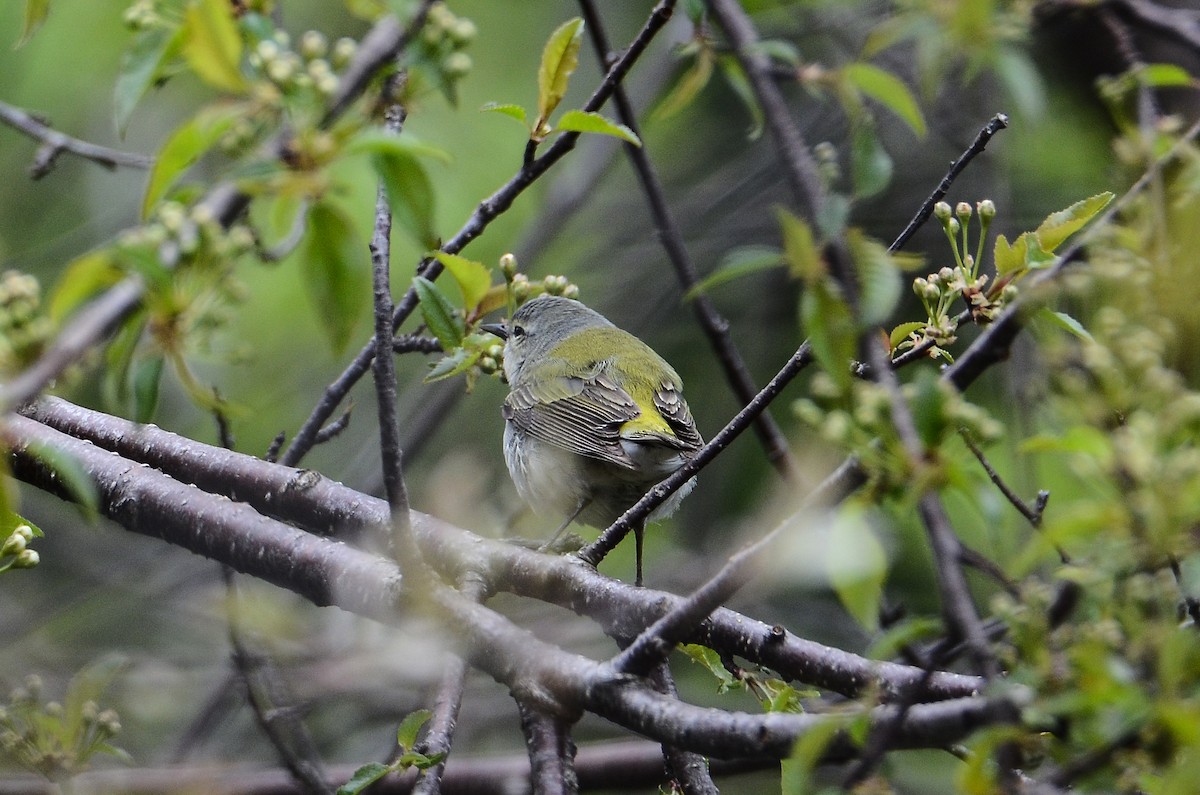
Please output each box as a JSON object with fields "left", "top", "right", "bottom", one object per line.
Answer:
{"left": 511, "top": 325, "right": 526, "bottom": 339}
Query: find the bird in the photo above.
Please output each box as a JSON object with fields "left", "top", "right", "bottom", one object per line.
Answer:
{"left": 482, "top": 295, "right": 703, "bottom": 585}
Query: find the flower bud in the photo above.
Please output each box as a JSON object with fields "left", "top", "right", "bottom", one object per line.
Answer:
{"left": 332, "top": 38, "right": 357, "bottom": 69}
{"left": 442, "top": 52, "right": 472, "bottom": 78}
{"left": 977, "top": 199, "right": 996, "bottom": 219}
{"left": 955, "top": 201, "right": 972, "bottom": 220}
{"left": 300, "top": 30, "right": 327, "bottom": 60}
{"left": 1, "top": 533, "right": 26, "bottom": 557}
{"left": 933, "top": 201, "right": 952, "bottom": 221}
{"left": 449, "top": 18, "right": 477, "bottom": 45}
{"left": 14, "top": 549, "right": 39, "bottom": 569}
{"left": 947, "top": 217, "right": 960, "bottom": 236}
{"left": 499, "top": 253, "right": 517, "bottom": 279}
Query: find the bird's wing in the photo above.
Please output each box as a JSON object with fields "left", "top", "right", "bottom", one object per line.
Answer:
{"left": 650, "top": 382, "right": 703, "bottom": 452}
{"left": 504, "top": 360, "right": 644, "bottom": 469}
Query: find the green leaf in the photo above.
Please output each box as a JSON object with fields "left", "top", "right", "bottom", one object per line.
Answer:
{"left": 910, "top": 368, "right": 948, "bottom": 449}
{"left": 889, "top": 321, "right": 926, "bottom": 351}
{"left": 17, "top": 0, "right": 51, "bottom": 47}
{"left": 371, "top": 149, "right": 438, "bottom": 248}
{"left": 716, "top": 55, "right": 763, "bottom": 140}
{"left": 751, "top": 39, "right": 801, "bottom": 68}
{"left": 777, "top": 209, "right": 822, "bottom": 282}
{"left": 115, "top": 26, "right": 184, "bottom": 136}
{"left": 801, "top": 281, "right": 855, "bottom": 392}
{"left": 132, "top": 355, "right": 165, "bottom": 424}
{"left": 865, "top": 616, "right": 943, "bottom": 660}
{"left": 684, "top": 245, "right": 783, "bottom": 300}
{"left": 1034, "top": 192, "right": 1115, "bottom": 253}
{"left": 480, "top": 102, "right": 528, "bottom": 126}
{"left": 181, "top": 0, "right": 247, "bottom": 93}
{"left": 48, "top": 249, "right": 123, "bottom": 322}
{"left": 1139, "top": 63, "right": 1196, "bottom": 88}
{"left": 142, "top": 104, "right": 241, "bottom": 218}
{"left": 781, "top": 720, "right": 842, "bottom": 795}
{"left": 1037, "top": 308, "right": 1093, "bottom": 342}
{"left": 652, "top": 48, "right": 714, "bottom": 122}
{"left": 536, "top": 17, "right": 584, "bottom": 131}
{"left": 423, "top": 348, "right": 480, "bottom": 383}
{"left": 433, "top": 252, "right": 491, "bottom": 314}
{"left": 680, "top": 644, "right": 737, "bottom": 692}
{"left": 850, "top": 119, "right": 893, "bottom": 200}
{"left": 301, "top": 202, "right": 369, "bottom": 353}
{"left": 23, "top": 439, "right": 100, "bottom": 521}
{"left": 827, "top": 505, "right": 887, "bottom": 632}
{"left": 344, "top": 130, "right": 452, "bottom": 164}
{"left": 554, "top": 110, "right": 641, "bottom": 146}
{"left": 992, "top": 232, "right": 1027, "bottom": 276}
{"left": 413, "top": 276, "right": 466, "bottom": 351}
{"left": 395, "top": 709, "right": 433, "bottom": 752}
{"left": 848, "top": 228, "right": 900, "bottom": 327}
{"left": 336, "top": 762, "right": 392, "bottom": 795}
{"left": 842, "top": 62, "right": 926, "bottom": 136}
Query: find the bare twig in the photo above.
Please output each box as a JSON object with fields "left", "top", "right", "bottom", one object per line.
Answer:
{"left": 369, "top": 101, "right": 420, "bottom": 570}
{"left": 959, "top": 429, "right": 1051, "bottom": 530}
{"left": 888, "top": 114, "right": 1010, "bottom": 254}
{"left": 0, "top": 99, "right": 154, "bottom": 178}
{"left": 577, "top": 0, "right": 799, "bottom": 481}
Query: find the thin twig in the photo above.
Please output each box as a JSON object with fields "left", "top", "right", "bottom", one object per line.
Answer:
{"left": 0, "top": 99, "right": 154, "bottom": 178}
{"left": 279, "top": 0, "right": 678, "bottom": 468}
{"left": 370, "top": 100, "right": 421, "bottom": 571}
{"left": 888, "top": 114, "right": 1009, "bottom": 254}
{"left": 959, "top": 428, "right": 1052, "bottom": 531}
{"left": 577, "top": 0, "right": 799, "bottom": 481}
{"left": 578, "top": 342, "right": 813, "bottom": 570}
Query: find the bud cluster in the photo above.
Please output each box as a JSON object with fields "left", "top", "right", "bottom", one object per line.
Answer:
{"left": 419, "top": 2, "right": 477, "bottom": 84}
{"left": 896, "top": 199, "right": 1010, "bottom": 362}
{"left": 120, "top": 202, "right": 255, "bottom": 270}
{"left": 0, "top": 525, "right": 39, "bottom": 574}
{"left": 0, "top": 271, "right": 52, "bottom": 375}
{"left": 0, "top": 673, "right": 124, "bottom": 780}
{"left": 247, "top": 29, "right": 355, "bottom": 100}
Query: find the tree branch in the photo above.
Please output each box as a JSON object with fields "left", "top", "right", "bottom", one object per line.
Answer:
{"left": 0, "top": 99, "right": 154, "bottom": 178}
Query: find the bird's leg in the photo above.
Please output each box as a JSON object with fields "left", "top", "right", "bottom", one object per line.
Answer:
{"left": 634, "top": 520, "right": 645, "bottom": 587}
{"left": 539, "top": 499, "right": 590, "bottom": 552}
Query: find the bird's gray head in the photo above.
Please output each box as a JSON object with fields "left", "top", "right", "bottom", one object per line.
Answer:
{"left": 484, "top": 296, "right": 613, "bottom": 383}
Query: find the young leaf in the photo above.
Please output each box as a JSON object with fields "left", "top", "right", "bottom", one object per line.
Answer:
{"left": 842, "top": 62, "right": 927, "bottom": 137}
{"left": 801, "top": 281, "right": 855, "bottom": 392}
{"left": 1034, "top": 192, "right": 1115, "bottom": 253}
{"left": 777, "top": 209, "right": 821, "bottom": 282}
{"left": 413, "top": 276, "right": 466, "bottom": 351}
{"left": 344, "top": 130, "right": 452, "bottom": 164}
{"left": 554, "top": 110, "right": 641, "bottom": 146}
{"left": 889, "top": 321, "right": 927, "bottom": 351}
{"left": 142, "top": 104, "right": 241, "bottom": 218}
{"left": 433, "top": 252, "right": 491, "bottom": 314}
{"left": 336, "top": 762, "right": 392, "bottom": 795}
{"left": 716, "top": 56, "right": 763, "bottom": 139}
{"left": 850, "top": 119, "right": 893, "bottom": 200}
{"left": 480, "top": 102, "right": 529, "bottom": 126}
{"left": 781, "top": 720, "right": 842, "bottom": 795}
{"left": 827, "top": 506, "right": 887, "bottom": 632}
{"left": 680, "top": 644, "right": 737, "bottom": 692}
{"left": 424, "top": 348, "right": 480, "bottom": 383}
{"left": 300, "top": 202, "right": 369, "bottom": 353}
{"left": 993, "top": 232, "right": 1027, "bottom": 276}
{"left": 1139, "top": 63, "right": 1196, "bottom": 88}
{"left": 395, "top": 709, "right": 433, "bottom": 752}
{"left": 1037, "top": 308, "right": 1094, "bottom": 342}
{"left": 181, "top": 0, "right": 248, "bottom": 94}
{"left": 371, "top": 149, "right": 438, "bottom": 249}
{"left": 536, "top": 18, "right": 585, "bottom": 132}
{"left": 17, "top": 0, "right": 50, "bottom": 47}
{"left": 652, "top": 47, "right": 715, "bottom": 122}
{"left": 684, "top": 245, "right": 783, "bottom": 300}
{"left": 23, "top": 440, "right": 100, "bottom": 521}
{"left": 115, "top": 26, "right": 185, "bottom": 136}
{"left": 132, "top": 355, "right": 165, "bottom": 424}
{"left": 848, "top": 229, "right": 900, "bottom": 327}
{"left": 910, "top": 368, "right": 949, "bottom": 449}
{"left": 48, "top": 249, "right": 123, "bottom": 322}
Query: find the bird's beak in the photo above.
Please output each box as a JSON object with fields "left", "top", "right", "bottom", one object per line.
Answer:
{"left": 479, "top": 322, "right": 508, "bottom": 340}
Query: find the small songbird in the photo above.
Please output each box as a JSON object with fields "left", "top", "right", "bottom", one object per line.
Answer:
{"left": 482, "top": 296, "right": 703, "bottom": 585}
